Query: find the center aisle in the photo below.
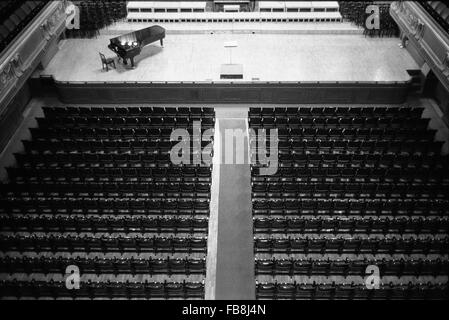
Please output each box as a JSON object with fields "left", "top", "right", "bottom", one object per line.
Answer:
{"left": 206, "top": 107, "right": 255, "bottom": 299}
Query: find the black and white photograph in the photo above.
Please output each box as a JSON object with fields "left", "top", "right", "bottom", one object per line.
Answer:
{"left": 0, "top": 0, "right": 448, "bottom": 311}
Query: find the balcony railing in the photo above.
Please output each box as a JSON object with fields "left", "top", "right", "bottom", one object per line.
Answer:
{"left": 0, "top": 0, "right": 69, "bottom": 116}
{"left": 390, "top": 1, "right": 449, "bottom": 92}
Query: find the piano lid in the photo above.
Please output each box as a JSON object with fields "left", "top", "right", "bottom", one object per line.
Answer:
{"left": 110, "top": 25, "right": 165, "bottom": 45}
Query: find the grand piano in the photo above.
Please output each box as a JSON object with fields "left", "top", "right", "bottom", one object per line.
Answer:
{"left": 108, "top": 25, "right": 165, "bottom": 68}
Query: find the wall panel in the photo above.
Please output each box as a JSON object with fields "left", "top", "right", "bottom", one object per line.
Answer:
{"left": 53, "top": 80, "right": 411, "bottom": 105}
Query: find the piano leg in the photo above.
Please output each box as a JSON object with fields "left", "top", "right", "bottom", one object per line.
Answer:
{"left": 130, "top": 57, "right": 135, "bottom": 68}
{"left": 160, "top": 39, "right": 164, "bottom": 46}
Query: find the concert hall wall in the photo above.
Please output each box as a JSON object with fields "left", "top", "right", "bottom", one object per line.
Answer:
{"left": 0, "top": 83, "right": 31, "bottom": 151}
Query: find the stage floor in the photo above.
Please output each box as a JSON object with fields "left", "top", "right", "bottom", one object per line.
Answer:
{"left": 41, "top": 33, "right": 418, "bottom": 83}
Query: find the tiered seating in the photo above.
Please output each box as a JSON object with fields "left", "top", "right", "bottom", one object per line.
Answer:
{"left": 0, "top": 280, "right": 204, "bottom": 299}
{"left": 0, "top": 235, "right": 207, "bottom": 253}
{"left": 127, "top": 1, "right": 207, "bottom": 13}
{"left": 339, "top": 1, "right": 399, "bottom": 37}
{"left": 65, "top": 1, "right": 127, "bottom": 38}
{"left": 0, "top": 216, "right": 209, "bottom": 233}
{"left": 0, "top": 1, "right": 46, "bottom": 53}
{"left": 256, "top": 258, "right": 449, "bottom": 277}
{"left": 127, "top": 11, "right": 342, "bottom": 23}
{"left": 256, "top": 282, "right": 448, "bottom": 300}
{"left": 127, "top": 1, "right": 341, "bottom": 23}
{"left": 250, "top": 106, "right": 449, "bottom": 300}
{"left": 0, "top": 106, "right": 215, "bottom": 300}
{"left": 420, "top": 1, "right": 449, "bottom": 33}
{"left": 259, "top": 1, "right": 339, "bottom": 13}
{"left": 0, "top": 256, "right": 206, "bottom": 275}
{"left": 254, "top": 218, "right": 449, "bottom": 234}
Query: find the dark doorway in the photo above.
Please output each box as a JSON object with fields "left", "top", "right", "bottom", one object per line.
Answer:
{"left": 423, "top": 70, "right": 439, "bottom": 98}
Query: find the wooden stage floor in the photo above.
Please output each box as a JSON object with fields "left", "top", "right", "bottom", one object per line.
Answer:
{"left": 40, "top": 33, "right": 418, "bottom": 83}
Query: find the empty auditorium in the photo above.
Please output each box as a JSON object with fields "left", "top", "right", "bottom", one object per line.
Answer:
{"left": 0, "top": 0, "right": 448, "bottom": 307}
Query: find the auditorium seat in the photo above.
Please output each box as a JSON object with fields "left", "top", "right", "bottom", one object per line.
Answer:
{"left": 0, "top": 106, "right": 214, "bottom": 300}
{"left": 250, "top": 106, "right": 449, "bottom": 300}
{"left": 339, "top": 1, "right": 399, "bottom": 37}
{"left": 255, "top": 282, "right": 448, "bottom": 300}
{"left": 65, "top": 1, "right": 127, "bottom": 39}
{"left": 421, "top": 1, "right": 449, "bottom": 33}
{"left": 0, "top": 280, "right": 205, "bottom": 299}
{"left": 255, "top": 258, "right": 449, "bottom": 278}
{"left": 0, "top": 1, "right": 47, "bottom": 53}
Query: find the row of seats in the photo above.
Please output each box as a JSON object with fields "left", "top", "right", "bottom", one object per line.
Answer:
{"left": 252, "top": 172, "right": 449, "bottom": 182}
{"left": 254, "top": 237, "right": 449, "bottom": 255}
{"left": 250, "top": 128, "right": 437, "bottom": 140}
{"left": 256, "top": 282, "right": 447, "bottom": 300}
{"left": 252, "top": 174, "right": 448, "bottom": 185}
{"left": 32, "top": 132, "right": 435, "bottom": 146}
{"left": 36, "top": 117, "right": 215, "bottom": 128}
{"left": 1, "top": 182, "right": 211, "bottom": 194}
{"left": 249, "top": 117, "right": 430, "bottom": 129}
{"left": 8, "top": 167, "right": 212, "bottom": 179}
{"left": 339, "top": 1, "right": 399, "bottom": 37}
{"left": 255, "top": 258, "right": 448, "bottom": 277}
{"left": 252, "top": 187, "right": 448, "bottom": 200}
{"left": 363, "top": 4, "right": 400, "bottom": 37}
{"left": 15, "top": 153, "right": 200, "bottom": 166}
{"left": 250, "top": 106, "right": 447, "bottom": 298}
{"left": 65, "top": 1, "right": 127, "bottom": 39}
{"left": 252, "top": 182, "right": 449, "bottom": 195}
{"left": 251, "top": 167, "right": 448, "bottom": 179}
{"left": 420, "top": 1, "right": 449, "bottom": 34}
{"left": 9, "top": 176, "right": 211, "bottom": 185}
{"left": 253, "top": 141, "right": 443, "bottom": 156}
{"left": 270, "top": 160, "right": 447, "bottom": 172}
{"left": 22, "top": 139, "right": 211, "bottom": 152}
{"left": 0, "top": 1, "right": 45, "bottom": 53}
{"left": 1, "top": 208, "right": 207, "bottom": 217}
{"left": 252, "top": 192, "right": 447, "bottom": 202}
{"left": 7, "top": 174, "right": 211, "bottom": 190}
{"left": 0, "top": 236, "right": 207, "bottom": 253}
{"left": 12, "top": 182, "right": 448, "bottom": 199}
{"left": 30, "top": 127, "right": 211, "bottom": 139}
{"left": 43, "top": 106, "right": 215, "bottom": 118}
{"left": 253, "top": 218, "right": 449, "bottom": 235}
{"left": 4, "top": 199, "right": 447, "bottom": 217}
{"left": 252, "top": 193, "right": 446, "bottom": 203}
{"left": 254, "top": 153, "right": 447, "bottom": 166}
{"left": 1, "top": 106, "right": 214, "bottom": 299}
{"left": 252, "top": 166, "right": 449, "bottom": 178}
{"left": 14, "top": 160, "right": 209, "bottom": 171}
{"left": 0, "top": 280, "right": 204, "bottom": 299}
{"left": 0, "top": 217, "right": 209, "bottom": 233}
{"left": 252, "top": 199, "right": 448, "bottom": 216}
{"left": 0, "top": 199, "right": 210, "bottom": 214}
{"left": 0, "top": 256, "right": 206, "bottom": 275}
{"left": 0, "top": 1, "right": 18, "bottom": 21}
{"left": 256, "top": 138, "right": 440, "bottom": 149}
{"left": 249, "top": 107, "right": 424, "bottom": 117}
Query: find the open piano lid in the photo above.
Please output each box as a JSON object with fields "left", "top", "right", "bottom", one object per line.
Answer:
{"left": 110, "top": 25, "right": 165, "bottom": 47}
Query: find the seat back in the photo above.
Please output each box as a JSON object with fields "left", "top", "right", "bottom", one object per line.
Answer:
{"left": 99, "top": 52, "right": 107, "bottom": 63}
